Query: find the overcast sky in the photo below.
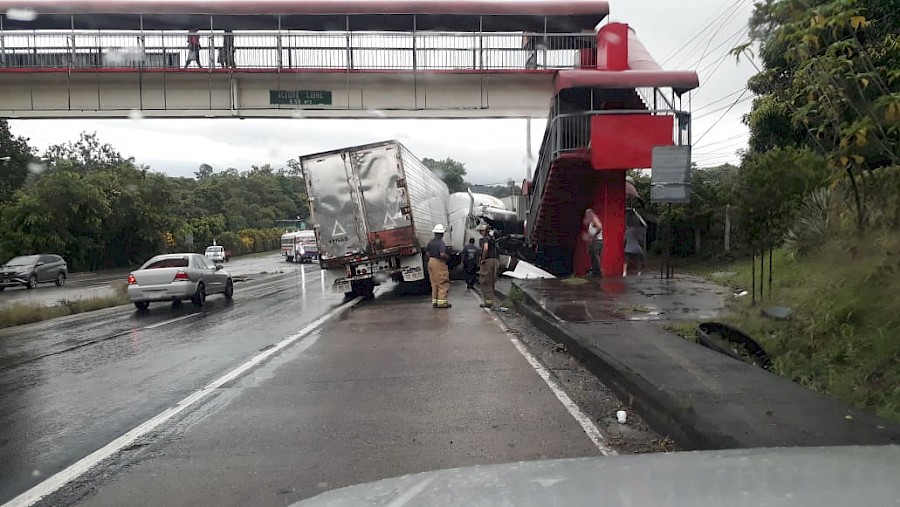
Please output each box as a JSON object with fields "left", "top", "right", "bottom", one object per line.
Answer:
{"left": 8, "top": 0, "right": 757, "bottom": 184}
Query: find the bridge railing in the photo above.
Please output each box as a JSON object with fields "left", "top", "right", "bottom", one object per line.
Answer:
{"left": 526, "top": 105, "right": 691, "bottom": 241}
{"left": 0, "top": 30, "right": 596, "bottom": 71}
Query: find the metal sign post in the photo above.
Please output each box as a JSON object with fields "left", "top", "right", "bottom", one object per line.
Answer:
{"left": 650, "top": 146, "right": 691, "bottom": 279}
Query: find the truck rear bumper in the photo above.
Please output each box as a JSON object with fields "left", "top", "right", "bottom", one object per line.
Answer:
{"left": 324, "top": 254, "right": 425, "bottom": 292}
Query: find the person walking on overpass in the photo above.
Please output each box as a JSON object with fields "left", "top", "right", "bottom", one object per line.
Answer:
{"left": 426, "top": 224, "right": 451, "bottom": 309}
{"left": 477, "top": 223, "right": 499, "bottom": 308}
{"left": 583, "top": 208, "right": 603, "bottom": 277}
{"left": 185, "top": 29, "right": 202, "bottom": 68}
{"left": 462, "top": 237, "right": 479, "bottom": 289}
{"left": 218, "top": 29, "right": 236, "bottom": 68}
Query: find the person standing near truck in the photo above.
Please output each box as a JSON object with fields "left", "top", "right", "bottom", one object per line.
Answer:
{"left": 426, "top": 224, "right": 451, "bottom": 309}
{"left": 477, "top": 224, "right": 499, "bottom": 309}
{"left": 462, "top": 238, "right": 479, "bottom": 289}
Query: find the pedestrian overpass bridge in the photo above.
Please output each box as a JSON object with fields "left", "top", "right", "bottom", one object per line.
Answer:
{"left": 0, "top": 0, "right": 699, "bottom": 278}
{"left": 0, "top": 0, "right": 611, "bottom": 118}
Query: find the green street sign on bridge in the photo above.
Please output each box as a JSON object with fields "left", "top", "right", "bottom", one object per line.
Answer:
{"left": 269, "top": 90, "right": 332, "bottom": 106}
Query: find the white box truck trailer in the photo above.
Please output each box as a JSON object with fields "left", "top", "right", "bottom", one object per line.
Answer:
{"left": 300, "top": 140, "right": 452, "bottom": 297}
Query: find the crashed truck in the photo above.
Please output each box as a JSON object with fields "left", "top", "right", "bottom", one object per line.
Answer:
{"left": 299, "top": 140, "right": 538, "bottom": 298}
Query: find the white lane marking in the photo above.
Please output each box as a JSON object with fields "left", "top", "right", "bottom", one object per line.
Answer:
{"left": 143, "top": 273, "right": 324, "bottom": 329}
{"left": 142, "top": 313, "right": 199, "bottom": 329}
{"left": 475, "top": 294, "right": 617, "bottom": 457}
{"left": 4, "top": 296, "right": 365, "bottom": 507}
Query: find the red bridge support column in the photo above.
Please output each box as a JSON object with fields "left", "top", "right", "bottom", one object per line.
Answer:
{"left": 598, "top": 170, "right": 626, "bottom": 278}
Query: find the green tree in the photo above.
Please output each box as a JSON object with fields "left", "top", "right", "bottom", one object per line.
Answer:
{"left": 423, "top": 157, "right": 468, "bottom": 193}
{"left": 0, "top": 120, "right": 34, "bottom": 204}
{"left": 44, "top": 132, "right": 130, "bottom": 172}
{"left": 741, "top": 0, "right": 899, "bottom": 233}
{"left": 732, "top": 147, "right": 828, "bottom": 253}
{"left": 195, "top": 163, "right": 214, "bottom": 179}
{"left": 0, "top": 170, "right": 111, "bottom": 270}
{"left": 2, "top": 130, "right": 312, "bottom": 269}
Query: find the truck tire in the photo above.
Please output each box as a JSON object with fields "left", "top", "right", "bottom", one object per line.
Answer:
{"left": 400, "top": 280, "right": 429, "bottom": 295}
{"left": 349, "top": 279, "right": 375, "bottom": 299}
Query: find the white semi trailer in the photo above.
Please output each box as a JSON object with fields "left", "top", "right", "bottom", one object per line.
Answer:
{"left": 300, "top": 140, "right": 454, "bottom": 297}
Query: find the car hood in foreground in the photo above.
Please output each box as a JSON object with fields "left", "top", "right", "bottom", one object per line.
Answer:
{"left": 293, "top": 445, "right": 900, "bottom": 507}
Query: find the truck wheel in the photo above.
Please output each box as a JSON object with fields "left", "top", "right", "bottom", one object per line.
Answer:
{"left": 401, "top": 280, "right": 429, "bottom": 295}
{"left": 350, "top": 279, "right": 375, "bottom": 299}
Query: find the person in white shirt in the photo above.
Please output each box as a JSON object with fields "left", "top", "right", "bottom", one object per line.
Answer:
{"left": 583, "top": 209, "right": 603, "bottom": 277}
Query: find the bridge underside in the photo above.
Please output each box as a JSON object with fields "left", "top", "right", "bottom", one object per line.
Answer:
{"left": 0, "top": 71, "right": 554, "bottom": 118}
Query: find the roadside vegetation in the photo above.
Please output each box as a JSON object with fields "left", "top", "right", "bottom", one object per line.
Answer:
{"left": 0, "top": 283, "right": 129, "bottom": 329}
{"left": 0, "top": 126, "right": 309, "bottom": 271}
{"left": 632, "top": 0, "right": 899, "bottom": 422}
{"left": 682, "top": 233, "right": 900, "bottom": 422}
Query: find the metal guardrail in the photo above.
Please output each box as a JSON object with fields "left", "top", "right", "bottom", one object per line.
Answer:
{"left": 525, "top": 106, "right": 690, "bottom": 240}
{"left": 0, "top": 30, "right": 596, "bottom": 70}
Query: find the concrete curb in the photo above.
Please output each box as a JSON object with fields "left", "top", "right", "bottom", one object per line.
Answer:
{"left": 500, "top": 280, "right": 900, "bottom": 450}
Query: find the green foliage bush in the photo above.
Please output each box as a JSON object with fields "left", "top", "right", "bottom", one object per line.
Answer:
{"left": 0, "top": 132, "right": 308, "bottom": 270}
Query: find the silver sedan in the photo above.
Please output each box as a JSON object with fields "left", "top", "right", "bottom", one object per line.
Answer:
{"left": 127, "top": 253, "right": 234, "bottom": 310}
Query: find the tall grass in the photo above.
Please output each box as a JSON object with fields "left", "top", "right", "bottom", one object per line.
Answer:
{"left": 0, "top": 282, "right": 129, "bottom": 329}
{"left": 685, "top": 233, "right": 900, "bottom": 422}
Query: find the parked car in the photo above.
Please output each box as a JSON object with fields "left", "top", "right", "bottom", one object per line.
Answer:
{"left": 127, "top": 253, "right": 233, "bottom": 310}
{"left": 204, "top": 245, "right": 228, "bottom": 263}
{"left": 0, "top": 254, "right": 68, "bottom": 290}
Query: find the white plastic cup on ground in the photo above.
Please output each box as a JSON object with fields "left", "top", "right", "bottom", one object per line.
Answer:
{"left": 616, "top": 410, "right": 627, "bottom": 424}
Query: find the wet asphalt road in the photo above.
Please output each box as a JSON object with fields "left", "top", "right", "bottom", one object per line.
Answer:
{"left": 0, "top": 252, "right": 292, "bottom": 310}
{"left": 45, "top": 285, "right": 603, "bottom": 507}
{"left": 0, "top": 260, "right": 337, "bottom": 504}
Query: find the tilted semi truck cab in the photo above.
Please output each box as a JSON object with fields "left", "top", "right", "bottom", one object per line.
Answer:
{"left": 300, "top": 140, "right": 452, "bottom": 297}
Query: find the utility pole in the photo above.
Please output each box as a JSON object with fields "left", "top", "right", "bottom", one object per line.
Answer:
{"left": 724, "top": 204, "right": 731, "bottom": 253}
{"left": 525, "top": 118, "right": 533, "bottom": 180}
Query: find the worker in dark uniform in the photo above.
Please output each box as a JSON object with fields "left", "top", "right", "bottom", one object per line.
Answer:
{"left": 477, "top": 223, "right": 499, "bottom": 308}
{"left": 462, "top": 237, "right": 479, "bottom": 289}
{"left": 426, "top": 224, "right": 451, "bottom": 309}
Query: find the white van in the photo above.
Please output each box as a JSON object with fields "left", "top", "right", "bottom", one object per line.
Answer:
{"left": 205, "top": 245, "right": 226, "bottom": 263}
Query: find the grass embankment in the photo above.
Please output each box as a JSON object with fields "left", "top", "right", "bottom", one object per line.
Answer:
{"left": 0, "top": 283, "right": 129, "bottom": 329}
{"left": 682, "top": 234, "right": 900, "bottom": 423}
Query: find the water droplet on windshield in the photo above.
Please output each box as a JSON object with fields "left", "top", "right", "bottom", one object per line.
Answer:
{"left": 368, "top": 109, "right": 387, "bottom": 118}
{"left": 129, "top": 110, "right": 144, "bottom": 122}
{"left": 102, "top": 47, "right": 145, "bottom": 66}
{"left": 125, "top": 184, "right": 139, "bottom": 192}
{"left": 31, "top": 469, "right": 42, "bottom": 477}
{"left": 28, "top": 161, "right": 47, "bottom": 174}
{"left": 6, "top": 7, "right": 37, "bottom": 21}
{"left": 290, "top": 109, "right": 305, "bottom": 119}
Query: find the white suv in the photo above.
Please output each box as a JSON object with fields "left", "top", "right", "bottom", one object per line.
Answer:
{"left": 204, "top": 245, "right": 226, "bottom": 263}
